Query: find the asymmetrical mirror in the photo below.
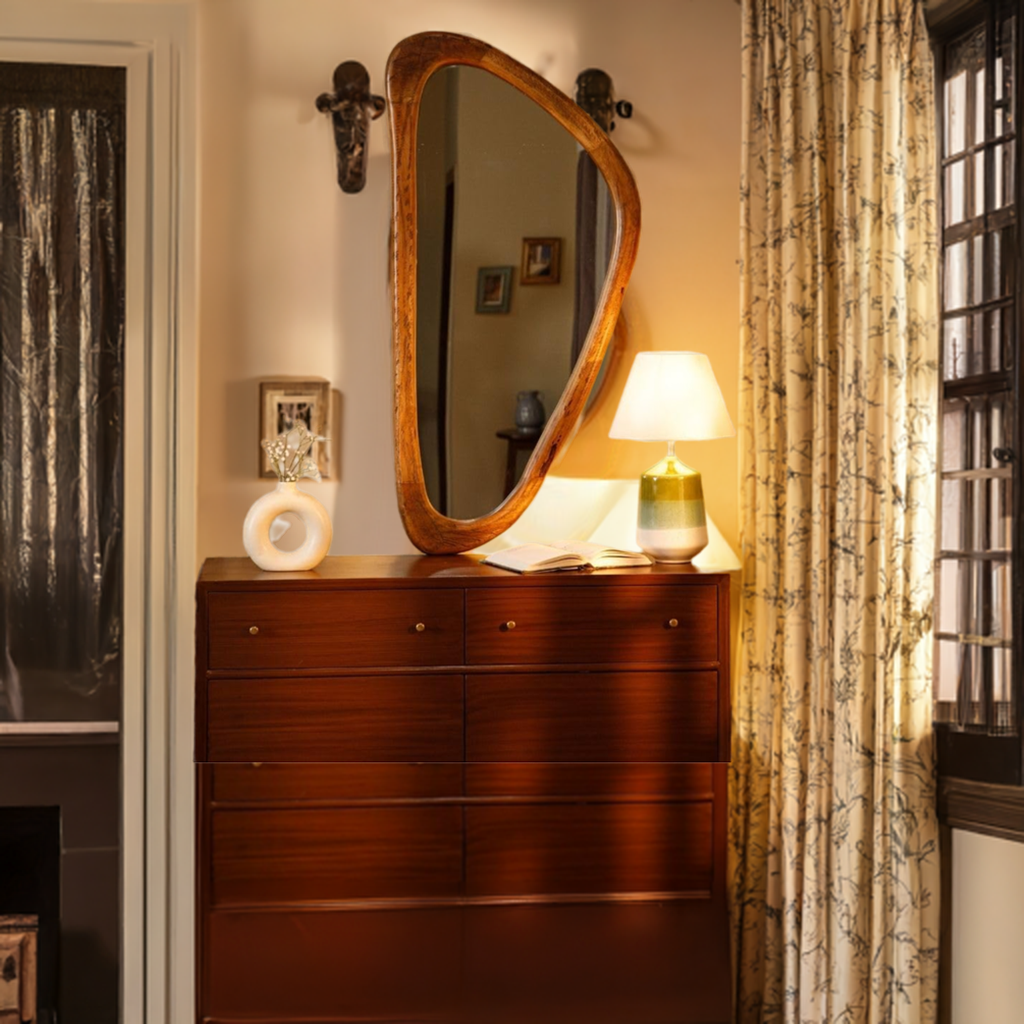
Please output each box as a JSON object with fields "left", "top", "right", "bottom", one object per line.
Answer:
{"left": 388, "top": 32, "right": 640, "bottom": 553}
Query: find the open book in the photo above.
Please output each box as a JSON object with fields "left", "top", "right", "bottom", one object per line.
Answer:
{"left": 482, "top": 541, "right": 652, "bottom": 574}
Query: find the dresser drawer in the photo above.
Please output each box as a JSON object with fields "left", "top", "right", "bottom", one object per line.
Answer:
{"left": 206, "top": 674, "right": 463, "bottom": 762}
{"left": 206, "top": 589, "right": 464, "bottom": 670}
{"left": 212, "top": 762, "right": 463, "bottom": 802}
{"left": 462, "top": 902, "right": 732, "bottom": 1024}
{"left": 466, "top": 762, "right": 714, "bottom": 799}
{"left": 466, "top": 803, "right": 713, "bottom": 898}
{"left": 211, "top": 806, "right": 463, "bottom": 905}
{"left": 466, "top": 584, "right": 718, "bottom": 665}
{"left": 467, "top": 671, "right": 719, "bottom": 762}
{"left": 206, "top": 908, "right": 461, "bottom": 1020}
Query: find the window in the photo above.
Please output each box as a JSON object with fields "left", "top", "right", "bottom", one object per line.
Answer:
{"left": 933, "top": 0, "right": 1022, "bottom": 784}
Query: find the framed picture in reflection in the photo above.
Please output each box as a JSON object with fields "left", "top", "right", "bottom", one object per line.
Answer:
{"left": 520, "top": 237, "right": 561, "bottom": 285}
{"left": 476, "top": 266, "right": 513, "bottom": 314}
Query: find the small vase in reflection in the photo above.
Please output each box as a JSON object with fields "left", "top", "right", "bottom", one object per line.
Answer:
{"left": 514, "top": 391, "right": 545, "bottom": 432}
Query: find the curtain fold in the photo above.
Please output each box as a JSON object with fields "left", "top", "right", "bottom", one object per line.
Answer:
{"left": 730, "top": 2, "right": 940, "bottom": 1022}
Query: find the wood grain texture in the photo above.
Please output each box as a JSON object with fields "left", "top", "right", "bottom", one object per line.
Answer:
{"left": 207, "top": 675, "right": 463, "bottom": 762}
{"left": 195, "top": 559, "right": 733, "bottom": 1022}
{"left": 212, "top": 762, "right": 464, "bottom": 804}
{"left": 206, "top": 588, "right": 463, "bottom": 670}
{"left": 466, "top": 672, "right": 719, "bottom": 763}
{"left": 203, "top": 903, "right": 730, "bottom": 1024}
{"left": 195, "top": 584, "right": 210, "bottom": 763}
{"left": 195, "top": 765, "right": 213, "bottom": 1023}
{"left": 386, "top": 32, "right": 642, "bottom": 553}
{"left": 462, "top": 901, "right": 731, "bottom": 1024}
{"left": 205, "top": 908, "right": 461, "bottom": 1021}
{"left": 197, "top": 553, "right": 715, "bottom": 587}
{"left": 715, "top": 575, "right": 732, "bottom": 761}
{"left": 465, "top": 762, "right": 714, "bottom": 799}
{"left": 465, "top": 803, "right": 713, "bottom": 898}
{"left": 938, "top": 775, "right": 1024, "bottom": 843}
{"left": 211, "top": 806, "right": 463, "bottom": 905}
{"left": 466, "top": 583, "right": 718, "bottom": 665}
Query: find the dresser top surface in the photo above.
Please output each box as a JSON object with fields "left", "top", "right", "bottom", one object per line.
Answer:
{"left": 199, "top": 555, "right": 727, "bottom": 590}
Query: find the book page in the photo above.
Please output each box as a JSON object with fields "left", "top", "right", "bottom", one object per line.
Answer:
{"left": 482, "top": 544, "right": 584, "bottom": 573}
{"left": 547, "top": 540, "right": 651, "bottom": 567}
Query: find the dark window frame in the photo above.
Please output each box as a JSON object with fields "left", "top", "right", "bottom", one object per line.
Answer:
{"left": 931, "top": 0, "right": 1024, "bottom": 811}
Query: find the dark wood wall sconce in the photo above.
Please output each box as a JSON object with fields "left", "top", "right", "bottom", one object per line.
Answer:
{"left": 574, "top": 68, "right": 632, "bottom": 132}
{"left": 315, "top": 61, "right": 386, "bottom": 193}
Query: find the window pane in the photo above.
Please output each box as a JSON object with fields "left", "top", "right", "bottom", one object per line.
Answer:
{"left": 946, "top": 70, "right": 968, "bottom": 155}
{"left": 995, "top": 141, "right": 1014, "bottom": 208}
{"left": 945, "top": 25, "right": 986, "bottom": 155}
{"left": 941, "top": 479, "right": 963, "bottom": 549}
{"left": 962, "top": 643, "right": 985, "bottom": 726}
{"left": 997, "top": 11, "right": 1015, "bottom": 130}
{"left": 945, "top": 241, "right": 968, "bottom": 311}
{"left": 970, "top": 478, "right": 987, "bottom": 550}
{"left": 976, "top": 66, "right": 987, "bottom": 141}
{"left": 938, "top": 558, "right": 963, "bottom": 633}
{"left": 987, "top": 392, "right": 1009, "bottom": 466}
{"left": 970, "top": 311, "right": 986, "bottom": 374}
{"left": 970, "top": 398, "right": 988, "bottom": 469}
{"left": 943, "top": 315, "right": 968, "bottom": 379}
{"left": 984, "top": 231, "right": 1001, "bottom": 301}
{"left": 973, "top": 150, "right": 985, "bottom": 216}
{"left": 946, "top": 158, "right": 967, "bottom": 225}
{"left": 971, "top": 235, "right": 984, "bottom": 305}
{"left": 937, "top": 639, "right": 960, "bottom": 703}
{"left": 986, "top": 308, "right": 1003, "bottom": 371}
{"left": 989, "top": 478, "right": 1012, "bottom": 550}
{"left": 943, "top": 397, "right": 966, "bottom": 470}
{"left": 993, "top": 560, "right": 1013, "bottom": 636}
{"left": 999, "top": 225, "right": 1015, "bottom": 297}
{"left": 993, "top": 647, "right": 1014, "bottom": 731}
{"left": 941, "top": 477, "right": 1006, "bottom": 554}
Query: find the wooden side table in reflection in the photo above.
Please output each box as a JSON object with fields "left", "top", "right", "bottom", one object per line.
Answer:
{"left": 496, "top": 427, "right": 541, "bottom": 497}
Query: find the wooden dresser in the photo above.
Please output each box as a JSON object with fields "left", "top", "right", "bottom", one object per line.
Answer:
{"left": 195, "top": 555, "right": 731, "bottom": 1024}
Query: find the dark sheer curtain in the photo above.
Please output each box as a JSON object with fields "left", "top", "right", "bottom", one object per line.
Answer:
{"left": 0, "top": 63, "right": 125, "bottom": 722}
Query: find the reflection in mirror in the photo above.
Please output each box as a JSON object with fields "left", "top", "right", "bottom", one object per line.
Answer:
{"left": 415, "top": 65, "right": 614, "bottom": 521}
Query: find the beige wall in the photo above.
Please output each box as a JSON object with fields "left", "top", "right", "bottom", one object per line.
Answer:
{"left": 951, "top": 830, "right": 1024, "bottom": 1023}
{"left": 195, "top": 0, "right": 743, "bottom": 561}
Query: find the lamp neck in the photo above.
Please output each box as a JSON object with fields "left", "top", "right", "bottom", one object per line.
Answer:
{"left": 666, "top": 440, "right": 676, "bottom": 460}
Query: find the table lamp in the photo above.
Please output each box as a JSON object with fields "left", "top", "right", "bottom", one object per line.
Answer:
{"left": 609, "top": 351, "right": 735, "bottom": 562}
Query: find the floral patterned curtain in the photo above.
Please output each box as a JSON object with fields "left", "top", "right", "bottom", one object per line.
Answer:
{"left": 730, "top": 2, "right": 940, "bottom": 1022}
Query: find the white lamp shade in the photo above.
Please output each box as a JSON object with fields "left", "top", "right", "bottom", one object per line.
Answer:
{"left": 608, "top": 351, "right": 735, "bottom": 441}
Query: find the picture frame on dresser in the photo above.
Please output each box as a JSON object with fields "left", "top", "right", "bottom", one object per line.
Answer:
{"left": 258, "top": 377, "right": 331, "bottom": 479}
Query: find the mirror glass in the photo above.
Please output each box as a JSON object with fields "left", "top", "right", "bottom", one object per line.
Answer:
{"left": 415, "top": 65, "right": 615, "bottom": 521}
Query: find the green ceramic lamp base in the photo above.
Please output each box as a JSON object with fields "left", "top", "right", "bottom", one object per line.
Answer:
{"left": 636, "top": 442, "right": 709, "bottom": 563}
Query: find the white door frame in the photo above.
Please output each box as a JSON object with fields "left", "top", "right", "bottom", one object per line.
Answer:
{"left": 0, "top": 5, "right": 197, "bottom": 1022}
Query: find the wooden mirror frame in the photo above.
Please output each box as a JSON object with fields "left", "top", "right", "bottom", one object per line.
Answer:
{"left": 387, "top": 31, "right": 641, "bottom": 554}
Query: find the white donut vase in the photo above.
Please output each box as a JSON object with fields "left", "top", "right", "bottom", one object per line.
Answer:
{"left": 243, "top": 481, "right": 332, "bottom": 571}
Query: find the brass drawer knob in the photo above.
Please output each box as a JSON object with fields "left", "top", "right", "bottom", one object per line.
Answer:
{"left": 415, "top": 622, "right": 426, "bottom": 633}
{"left": 249, "top": 625, "right": 260, "bottom": 635}
{"left": 668, "top": 618, "right": 679, "bottom": 629}
{"left": 503, "top": 620, "right": 516, "bottom": 631}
